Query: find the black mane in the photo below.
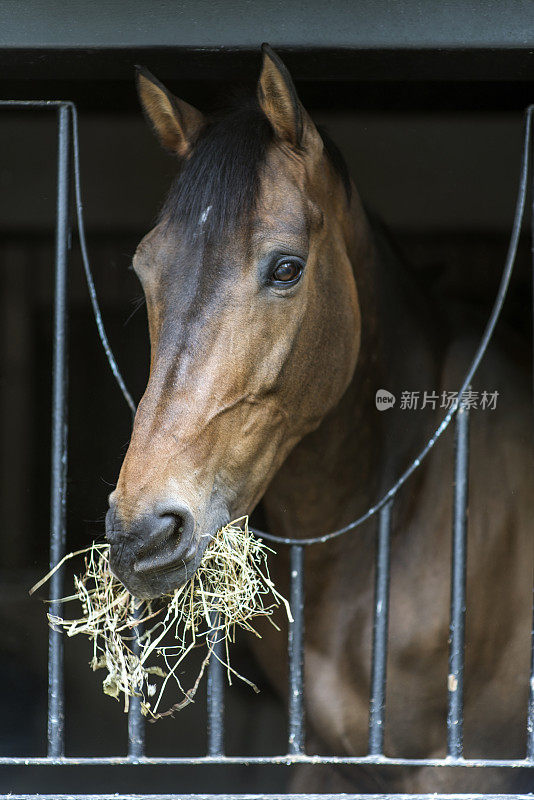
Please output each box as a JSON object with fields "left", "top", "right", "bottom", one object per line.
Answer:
{"left": 159, "top": 98, "right": 351, "bottom": 242}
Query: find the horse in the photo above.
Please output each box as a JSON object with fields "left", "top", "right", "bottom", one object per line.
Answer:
{"left": 105, "top": 45, "right": 533, "bottom": 792}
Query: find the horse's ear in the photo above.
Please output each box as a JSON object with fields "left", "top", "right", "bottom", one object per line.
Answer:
{"left": 257, "top": 44, "right": 320, "bottom": 152}
{"left": 135, "top": 66, "right": 207, "bottom": 157}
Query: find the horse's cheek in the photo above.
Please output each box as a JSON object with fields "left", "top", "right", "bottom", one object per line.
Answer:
{"left": 308, "top": 268, "right": 361, "bottom": 408}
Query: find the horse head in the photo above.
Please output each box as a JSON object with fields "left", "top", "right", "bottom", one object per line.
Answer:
{"left": 106, "top": 45, "right": 363, "bottom": 598}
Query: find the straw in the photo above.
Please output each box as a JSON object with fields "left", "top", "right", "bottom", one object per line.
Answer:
{"left": 30, "top": 516, "right": 292, "bottom": 720}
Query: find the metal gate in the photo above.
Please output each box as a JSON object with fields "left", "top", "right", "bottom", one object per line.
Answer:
{"left": 1, "top": 99, "right": 533, "bottom": 799}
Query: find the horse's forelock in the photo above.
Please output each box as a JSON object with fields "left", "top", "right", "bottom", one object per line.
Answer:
{"left": 159, "top": 100, "right": 273, "bottom": 243}
{"left": 159, "top": 97, "right": 351, "bottom": 245}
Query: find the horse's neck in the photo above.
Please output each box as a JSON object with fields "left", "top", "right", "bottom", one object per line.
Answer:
{"left": 263, "top": 209, "right": 446, "bottom": 540}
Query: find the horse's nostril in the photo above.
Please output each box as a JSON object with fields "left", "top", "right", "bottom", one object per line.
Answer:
{"left": 106, "top": 501, "right": 196, "bottom": 574}
{"left": 160, "top": 513, "right": 185, "bottom": 536}
{"left": 157, "top": 504, "right": 195, "bottom": 541}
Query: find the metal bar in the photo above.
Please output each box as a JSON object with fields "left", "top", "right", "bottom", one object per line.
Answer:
{"left": 528, "top": 118, "right": 534, "bottom": 763}
{"left": 0, "top": 100, "right": 69, "bottom": 108}
{"left": 207, "top": 614, "right": 225, "bottom": 756}
{"left": 528, "top": 593, "right": 534, "bottom": 760}
{"left": 288, "top": 544, "right": 305, "bottom": 755}
{"left": 368, "top": 499, "right": 393, "bottom": 755}
{"left": 127, "top": 688, "right": 145, "bottom": 759}
{"left": 127, "top": 609, "right": 145, "bottom": 760}
{"left": 5, "top": 795, "right": 533, "bottom": 800}
{"left": 47, "top": 103, "right": 71, "bottom": 758}
{"left": 447, "top": 398, "right": 470, "bottom": 758}
{"left": 0, "top": 754, "right": 532, "bottom": 767}
{"left": 3, "top": 795, "right": 534, "bottom": 800}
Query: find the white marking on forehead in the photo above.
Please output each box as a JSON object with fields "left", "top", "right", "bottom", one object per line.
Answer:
{"left": 199, "top": 205, "right": 212, "bottom": 226}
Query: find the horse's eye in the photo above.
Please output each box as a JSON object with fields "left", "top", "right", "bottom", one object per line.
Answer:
{"left": 270, "top": 257, "right": 304, "bottom": 286}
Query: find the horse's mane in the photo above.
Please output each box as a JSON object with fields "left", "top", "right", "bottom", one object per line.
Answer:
{"left": 159, "top": 97, "right": 351, "bottom": 243}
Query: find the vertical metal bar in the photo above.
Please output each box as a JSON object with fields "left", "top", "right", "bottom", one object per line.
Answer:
{"left": 528, "top": 120, "right": 534, "bottom": 760}
{"left": 48, "top": 103, "right": 70, "bottom": 758}
{"left": 207, "top": 614, "right": 224, "bottom": 756}
{"left": 128, "top": 610, "right": 145, "bottom": 760}
{"left": 527, "top": 593, "right": 534, "bottom": 760}
{"left": 447, "top": 398, "right": 470, "bottom": 759}
{"left": 368, "top": 499, "right": 393, "bottom": 756}
{"left": 288, "top": 544, "right": 305, "bottom": 755}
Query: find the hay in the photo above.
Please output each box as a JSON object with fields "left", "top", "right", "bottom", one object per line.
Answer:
{"left": 30, "top": 517, "right": 291, "bottom": 720}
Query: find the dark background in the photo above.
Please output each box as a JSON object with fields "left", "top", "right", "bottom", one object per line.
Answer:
{"left": 1, "top": 0, "right": 533, "bottom": 794}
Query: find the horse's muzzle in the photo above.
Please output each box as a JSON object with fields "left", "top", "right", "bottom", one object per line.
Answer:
{"left": 105, "top": 500, "right": 202, "bottom": 598}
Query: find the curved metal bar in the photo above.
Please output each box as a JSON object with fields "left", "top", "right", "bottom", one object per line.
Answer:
{"left": 254, "top": 105, "right": 533, "bottom": 546}
{"left": 70, "top": 104, "right": 137, "bottom": 417}
{"left": 63, "top": 100, "right": 532, "bottom": 547}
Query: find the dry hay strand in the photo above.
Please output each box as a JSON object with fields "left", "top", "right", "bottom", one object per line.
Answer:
{"left": 30, "top": 516, "right": 292, "bottom": 720}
